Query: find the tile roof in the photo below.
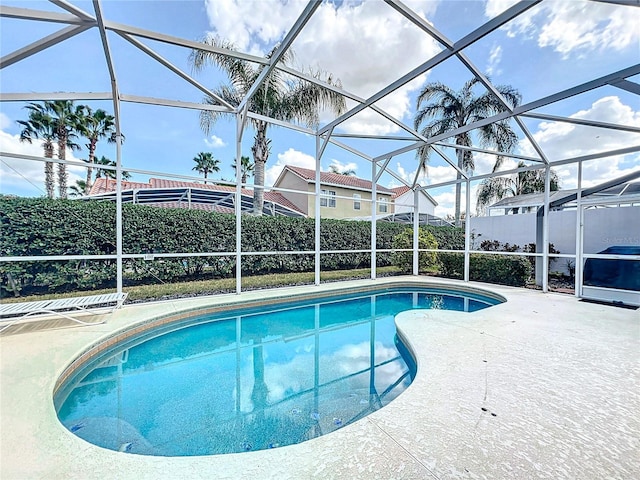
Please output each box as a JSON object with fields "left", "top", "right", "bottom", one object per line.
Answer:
{"left": 143, "top": 202, "right": 235, "bottom": 214}
{"left": 391, "top": 185, "right": 410, "bottom": 198}
{"left": 284, "top": 165, "right": 393, "bottom": 194}
{"left": 88, "top": 177, "right": 304, "bottom": 215}
{"left": 90, "top": 178, "right": 152, "bottom": 195}
{"left": 391, "top": 185, "right": 438, "bottom": 206}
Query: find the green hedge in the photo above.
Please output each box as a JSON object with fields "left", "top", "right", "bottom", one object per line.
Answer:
{"left": 2, "top": 196, "right": 528, "bottom": 295}
{"left": 437, "top": 252, "right": 532, "bottom": 287}
{"left": 1, "top": 197, "right": 415, "bottom": 297}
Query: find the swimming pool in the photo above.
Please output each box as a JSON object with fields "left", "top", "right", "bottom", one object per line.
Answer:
{"left": 55, "top": 286, "right": 502, "bottom": 456}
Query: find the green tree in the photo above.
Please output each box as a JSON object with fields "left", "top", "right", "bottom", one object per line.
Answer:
{"left": 77, "top": 107, "right": 118, "bottom": 194}
{"left": 232, "top": 155, "right": 254, "bottom": 184}
{"left": 189, "top": 38, "right": 346, "bottom": 214}
{"left": 329, "top": 165, "right": 355, "bottom": 176}
{"left": 392, "top": 228, "right": 439, "bottom": 273}
{"left": 414, "top": 78, "right": 521, "bottom": 226}
{"left": 43, "top": 100, "right": 83, "bottom": 199}
{"left": 17, "top": 104, "right": 57, "bottom": 198}
{"left": 94, "top": 156, "right": 131, "bottom": 182}
{"left": 192, "top": 152, "right": 220, "bottom": 183}
{"left": 68, "top": 179, "right": 87, "bottom": 197}
{"left": 476, "top": 161, "right": 560, "bottom": 214}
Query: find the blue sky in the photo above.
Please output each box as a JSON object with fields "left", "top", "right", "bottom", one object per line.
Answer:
{"left": 1, "top": 0, "right": 639, "bottom": 218}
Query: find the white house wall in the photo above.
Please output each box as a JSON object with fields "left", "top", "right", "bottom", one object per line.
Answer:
{"left": 394, "top": 191, "right": 436, "bottom": 216}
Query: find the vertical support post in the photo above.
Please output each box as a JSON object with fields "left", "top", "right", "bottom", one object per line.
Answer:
{"left": 115, "top": 128, "right": 123, "bottom": 293}
{"left": 464, "top": 178, "right": 471, "bottom": 282}
{"left": 575, "top": 161, "right": 583, "bottom": 298}
{"left": 412, "top": 188, "right": 419, "bottom": 275}
{"left": 235, "top": 114, "right": 244, "bottom": 294}
{"left": 542, "top": 165, "right": 551, "bottom": 293}
{"left": 371, "top": 160, "right": 377, "bottom": 280}
{"left": 314, "top": 136, "right": 321, "bottom": 286}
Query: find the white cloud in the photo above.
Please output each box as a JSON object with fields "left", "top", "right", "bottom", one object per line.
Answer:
{"left": 519, "top": 96, "right": 640, "bottom": 188}
{"left": 0, "top": 129, "right": 86, "bottom": 196}
{"left": 486, "top": 44, "right": 502, "bottom": 76}
{"left": 486, "top": 0, "right": 640, "bottom": 58}
{"left": 0, "top": 112, "right": 11, "bottom": 130}
{"left": 203, "top": 0, "right": 303, "bottom": 54}
{"left": 204, "top": 1, "right": 442, "bottom": 135}
{"left": 204, "top": 134, "right": 226, "bottom": 148}
{"left": 328, "top": 158, "right": 358, "bottom": 175}
{"left": 265, "top": 147, "right": 316, "bottom": 186}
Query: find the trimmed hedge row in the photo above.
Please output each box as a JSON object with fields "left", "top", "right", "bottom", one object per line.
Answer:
{"left": 1, "top": 197, "right": 533, "bottom": 297}
{"left": 5, "top": 197, "right": 446, "bottom": 296}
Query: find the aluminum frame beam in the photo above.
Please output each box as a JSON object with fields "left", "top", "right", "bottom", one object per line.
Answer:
{"left": 0, "top": 5, "right": 88, "bottom": 24}
{"left": 115, "top": 32, "right": 236, "bottom": 111}
{"left": 0, "top": 24, "right": 93, "bottom": 69}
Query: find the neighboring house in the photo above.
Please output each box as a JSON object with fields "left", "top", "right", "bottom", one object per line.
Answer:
{"left": 272, "top": 165, "right": 395, "bottom": 220}
{"left": 391, "top": 185, "right": 437, "bottom": 216}
{"left": 88, "top": 178, "right": 305, "bottom": 217}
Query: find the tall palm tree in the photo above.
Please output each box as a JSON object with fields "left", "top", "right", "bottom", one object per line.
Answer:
{"left": 232, "top": 155, "right": 254, "bottom": 184}
{"left": 414, "top": 78, "right": 521, "bottom": 226}
{"left": 192, "top": 152, "right": 220, "bottom": 183}
{"left": 476, "top": 161, "right": 560, "bottom": 214}
{"left": 94, "top": 156, "right": 131, "bottom": 182}
{"left": 190, "top": 37, "right": 346, "bottom": 214}
{"left": 17, "top": 104, "right": 57, "bottom": 198}
{"left": 78, "top": 107, "right": 117, "bottom": 194}
{"left": 44, "top": 100, "right": 83, "bottom": 199}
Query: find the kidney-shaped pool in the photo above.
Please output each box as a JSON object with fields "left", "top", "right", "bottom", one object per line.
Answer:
{"left": 54, "top": 286, "right": 502, "bottom": 456}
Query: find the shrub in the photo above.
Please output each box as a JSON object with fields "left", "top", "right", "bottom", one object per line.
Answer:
{"left": 392, "top": 228, "right": 438, "bottom": 273}
{"left": 423, "top": 225, "right": 464, "bottom": 250}
{"left": 438, "top": 252, "right": 464, "bottom": 279}
{"left": 470, "top": 254, "right": 531, "bottom": 286}
{"left": 436, "top": 252, "right": 531, "bottom": 286}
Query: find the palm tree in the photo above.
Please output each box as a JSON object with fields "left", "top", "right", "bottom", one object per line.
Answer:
{"left": 476, "top": 161, "right": 560, "bottom": 214}
{"left": 78, "top": 107, "right": 118, "bottom": 194}
{"left": 17, "top": 104, "right": 57, "bottom": 198}
{"left": 68, "top": 179, "right": 87, "bottom": 198}
{"left": 189, "top": 38, "right": 346, "bottom": 214}
{"left": 414, "top": 78, "right": 521, "bottom": 226}
{"left": 192, "top": 152, "right": 220, "bottom": 183}
{"left": 94, "top": 156, "right": 131, "bottom": 182}
{"left": 329, "top": 165, "right": 355, "bottom": 176}
{"left": 232, "top": 155, "right": 254, "bottom": 184}
{"left": 43, "top": 100, "right": 83, "bottom": 199}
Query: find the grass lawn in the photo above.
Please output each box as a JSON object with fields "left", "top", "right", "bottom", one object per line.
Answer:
{"left": 2, "top": 266, "right": 403, "bottom": 303}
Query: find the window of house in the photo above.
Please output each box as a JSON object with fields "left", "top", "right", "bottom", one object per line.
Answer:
{"left": 353, "top": 194, "right": 361, "bottom": 210}
{"left": 321, "top": 189, "right": 336, "bottom": 208}
{"left": 378, "top": 197, "right": 388, "bottom": 213}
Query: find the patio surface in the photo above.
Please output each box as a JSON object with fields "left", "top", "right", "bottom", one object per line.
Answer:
{"left": 1, "top": 277, "right": 638, "bottom": 479}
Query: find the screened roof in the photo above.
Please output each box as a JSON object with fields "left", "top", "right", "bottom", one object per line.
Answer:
{"left": 1, "top": 0, "right": 639, "bottom": 216}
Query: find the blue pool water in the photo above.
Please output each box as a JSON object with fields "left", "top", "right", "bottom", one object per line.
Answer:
{"left": 55, "top": 287, "right": 500, "bottom": 456}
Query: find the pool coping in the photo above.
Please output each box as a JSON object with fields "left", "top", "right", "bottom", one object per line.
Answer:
{"left": 1, "top": 276, "right": 639, "bottom": 479}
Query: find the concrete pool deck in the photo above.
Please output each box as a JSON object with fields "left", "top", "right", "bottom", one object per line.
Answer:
{"left": 1, "top": 277, "right": 638, "bottom": 479}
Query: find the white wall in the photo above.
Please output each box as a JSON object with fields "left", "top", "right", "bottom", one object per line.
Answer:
{"left": 394, "top": 191, "right": 436, "bottom": 215}
{"left": 469, "top": 206, "right": 640, "bottom": 273}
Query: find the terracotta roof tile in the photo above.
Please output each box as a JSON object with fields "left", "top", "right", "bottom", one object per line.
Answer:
{"left": 391, "top": 185, "right": 411, "bottom": 198}
{"left": 285, "top": 165, "right": 393, "bottom": 194}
